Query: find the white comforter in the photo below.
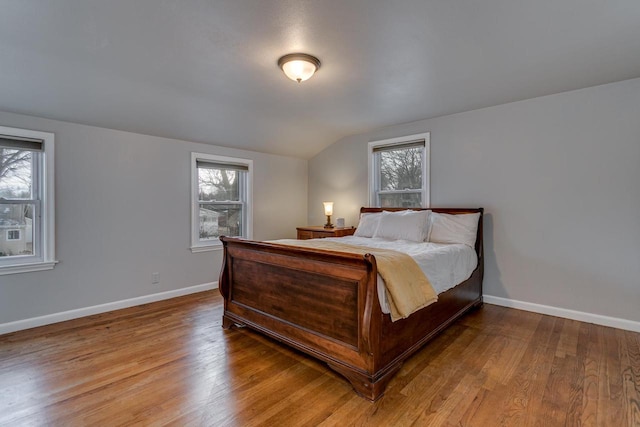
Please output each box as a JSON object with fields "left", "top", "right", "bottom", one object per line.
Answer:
{"left": 322, "top": 236, "right": 478, "bottom": 314}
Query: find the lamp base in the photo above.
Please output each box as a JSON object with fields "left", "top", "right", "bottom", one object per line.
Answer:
{"left": 324, "top": 215, "right": 333, "bottom": 229}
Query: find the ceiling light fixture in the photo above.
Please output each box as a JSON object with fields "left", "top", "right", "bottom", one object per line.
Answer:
{"left": 277, "top": 53, "right": 321, "bottom": 83}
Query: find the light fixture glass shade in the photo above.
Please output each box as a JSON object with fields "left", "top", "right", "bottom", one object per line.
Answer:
{"left": 323, "top": 201, "right": 334, "bottom": 216}
{"left": 278, "top": 53, "right": 321, "bottom": 83}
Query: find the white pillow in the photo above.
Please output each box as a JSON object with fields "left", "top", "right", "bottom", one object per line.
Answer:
{"left": 353, "top": 213, "right": 382, "bottom": 237}
{"left": 428, "top": 212, "right": 480, "bottom": 247}
{"left": 372, "top": 210, "right": 430, "bottom": 242}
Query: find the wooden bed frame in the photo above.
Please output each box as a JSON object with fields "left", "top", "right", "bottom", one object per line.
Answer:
{"left": 219, "top": 207, "right": 484, "bottom": 401}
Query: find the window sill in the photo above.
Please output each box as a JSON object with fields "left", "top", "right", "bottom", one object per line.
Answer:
{"left": 0, "top": 260, "right": 58, "bottom": 276}
{"left": 190, "top": 245, "right": 223, "bottom": 253}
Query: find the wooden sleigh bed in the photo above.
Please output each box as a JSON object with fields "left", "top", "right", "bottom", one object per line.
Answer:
{"left": 218, "top": 207, "right": 484, "bottom": 401}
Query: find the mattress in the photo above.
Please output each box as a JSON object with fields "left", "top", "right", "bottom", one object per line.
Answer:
{"left": 322, "top": 236, "right": 478, "bottom": 314}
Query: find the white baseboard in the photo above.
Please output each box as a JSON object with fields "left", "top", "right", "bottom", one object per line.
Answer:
{"left": 0, "top": 282, "right": 218, "bottom": 335}
{"left": 483, "top": 295, "right": 640, "bottom": 333}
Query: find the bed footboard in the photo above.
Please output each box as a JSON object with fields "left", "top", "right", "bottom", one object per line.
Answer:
{"left": 219, "top": 236, "right": 386, "bottom": 399}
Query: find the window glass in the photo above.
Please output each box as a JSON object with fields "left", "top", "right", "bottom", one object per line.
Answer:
{"left": 198, "top": 168, "right": 240, "bottom": 202}
{"left": 1, "top": 149, "right": 36, "bottom": 258}
{"left": 199, "top": 204, "right": 243, "bottom": 240}
{"left": 0, "top": 149, "right": 33, "bottom": 199}
{"left": 379, "top": 146, "right": 423, "bottom": 192}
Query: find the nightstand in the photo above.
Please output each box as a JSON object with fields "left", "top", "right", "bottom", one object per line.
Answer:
{"left": 296, "top": 226, "right": 356, "bottom": 240}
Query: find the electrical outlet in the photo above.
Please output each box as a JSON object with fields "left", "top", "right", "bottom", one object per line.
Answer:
{"left": 152, "top": 272, "right": 160, "bottom": 284}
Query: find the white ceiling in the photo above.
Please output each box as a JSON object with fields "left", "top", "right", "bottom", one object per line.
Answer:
{"left": 1, "top": 1, "right": 639, "bottom": 159}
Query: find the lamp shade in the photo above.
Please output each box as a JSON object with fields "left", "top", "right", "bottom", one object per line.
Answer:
{"left": 278, "top": 53, "right": 321, "bottom": 83}
{"left": 323, "top": 201, "right": 334, "bottom": 216}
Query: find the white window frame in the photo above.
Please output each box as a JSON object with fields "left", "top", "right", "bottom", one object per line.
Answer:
{"left": 190, "top": 152, "right": 253, "bottom": 252}
{"left": 368, "top": 132, "right": 430, "bottom": 208}
{"left": 0, "top": 125, "right": 56, "bottom": 275}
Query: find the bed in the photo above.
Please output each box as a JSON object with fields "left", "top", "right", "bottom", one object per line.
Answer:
{"left": 218, "top": 207, "right": 484, "bottom": 401}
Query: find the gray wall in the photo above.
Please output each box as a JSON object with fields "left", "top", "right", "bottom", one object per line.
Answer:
{"left": 0, "top": 111, "right": 307, "bottom": 324}
{"left": 309, "top": 78, "right": 640, "bottom": 323}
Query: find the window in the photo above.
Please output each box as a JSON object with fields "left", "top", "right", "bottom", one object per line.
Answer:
{"left": 0, "top": 126, "right": 56, "bottom": 274}
{"left": 368, "top": 132, "right": 430, "bottom": 208}
{"left": 190, "top": 152, "right": 252, "bottom": 252}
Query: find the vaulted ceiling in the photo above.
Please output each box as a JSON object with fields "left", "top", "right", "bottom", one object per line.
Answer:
{"left": 1, "top": 1, "right": 639, "bottom": 159}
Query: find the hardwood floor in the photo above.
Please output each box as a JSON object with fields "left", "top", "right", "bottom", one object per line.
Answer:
{"left": 1, "top": 291, "right": 638, "bottom": 426}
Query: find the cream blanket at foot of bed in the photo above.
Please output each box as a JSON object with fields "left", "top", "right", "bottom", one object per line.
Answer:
{"left": 270, "top": 239, "right": 438, "bottom": 321}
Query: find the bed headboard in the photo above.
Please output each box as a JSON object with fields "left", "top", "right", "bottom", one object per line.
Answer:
{"left": 359, "top": 207, "right": 484, "bottom": 268}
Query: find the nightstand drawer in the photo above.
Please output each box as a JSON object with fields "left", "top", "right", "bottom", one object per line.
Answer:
{"left": 296, "top": 226, "right": 356, "bottom": 240}
{"left": 297, "top": 230, "right": 314, "bottom": 240}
